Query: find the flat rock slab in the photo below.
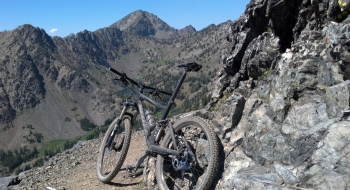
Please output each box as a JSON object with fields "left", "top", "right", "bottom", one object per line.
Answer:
{"left": 0, "top": 176, "right": 18, "bottom": 190}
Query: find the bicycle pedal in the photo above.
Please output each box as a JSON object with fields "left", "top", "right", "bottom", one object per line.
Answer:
{"left": 126, "top": 165, "right": 134, "bottom": 172}
{"left": 128, "top": 173, "right": 136, "bottom": 178}
{"left": 127, "top": 165, "right": 136, "bottom": 175}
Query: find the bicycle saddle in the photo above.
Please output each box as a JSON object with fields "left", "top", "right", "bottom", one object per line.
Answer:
{"left": 177, "top": 62, "right": 202, "bottom": 72}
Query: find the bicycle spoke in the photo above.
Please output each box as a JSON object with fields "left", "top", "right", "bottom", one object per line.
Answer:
{"left": 156, "top": 116, "right": 218, "bottom": 190}
{"left": 159, "top": 124, "right": 215, "bottom": 189}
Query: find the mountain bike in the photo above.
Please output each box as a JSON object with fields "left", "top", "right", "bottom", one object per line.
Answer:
{"left": 96, "top": 62, "right": 219, "bottom": 190}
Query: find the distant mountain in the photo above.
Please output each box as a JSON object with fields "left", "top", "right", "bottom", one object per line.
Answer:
{"left": 0, "top": 11, "right": 228, "bottom": 152}
{"left": 110, "top": 10, "right": 196, "bottom": 39}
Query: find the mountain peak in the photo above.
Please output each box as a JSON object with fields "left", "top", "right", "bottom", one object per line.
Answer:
{"left": 112, "top": 10, "right": 153, "bottom": 29}
{"left": 110, "top": 10, "right": 196, "bottom": 39}
{"left": 179, "top": 25, "right": 196, "bottom": 36}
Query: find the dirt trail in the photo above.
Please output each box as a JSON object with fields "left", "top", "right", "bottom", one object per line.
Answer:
{"left": 67, "top": 132, "right": 148, "bottom": 190}
{"left": 14, "top": 131, "right": 149, "bottom": 190}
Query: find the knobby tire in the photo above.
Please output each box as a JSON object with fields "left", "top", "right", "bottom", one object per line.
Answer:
{"left": 96, "top": 116, "right": 132, "bottom": 183}
{"left": 156, "top": 116, "right": 219, "bottom": 190}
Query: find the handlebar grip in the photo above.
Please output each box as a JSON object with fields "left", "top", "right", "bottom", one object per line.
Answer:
{"left": 109, "top": 67, "right": 122, "bottom": 76}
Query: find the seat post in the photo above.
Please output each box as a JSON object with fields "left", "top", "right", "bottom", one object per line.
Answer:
{"left": 160, "top": 71, "right": 187, "bottom": 120}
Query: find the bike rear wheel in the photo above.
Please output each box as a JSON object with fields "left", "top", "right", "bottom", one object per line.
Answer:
{"left": 96, "top": 116, "right": 132, "bottom": 183}
{"left": 156, "top": 116, "right": 219, "bottom": 190}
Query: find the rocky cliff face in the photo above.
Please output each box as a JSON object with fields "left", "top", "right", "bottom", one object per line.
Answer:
{"left": 0, "top": 25, "right": 51, "bottom": 126}
{"left": 204, "top": 0, "right": 350, "bottom": 189}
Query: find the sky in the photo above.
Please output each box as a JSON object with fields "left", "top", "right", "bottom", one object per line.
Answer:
{"left": 1, "top": 0, "right": 250, "bottom": 38}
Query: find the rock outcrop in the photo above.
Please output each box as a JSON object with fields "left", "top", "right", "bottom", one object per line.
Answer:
{"left": 207, "top": 0, "right": 350, "bottom": 189}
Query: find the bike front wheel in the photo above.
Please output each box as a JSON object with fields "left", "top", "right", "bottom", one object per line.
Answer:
{"left": 156, "top": 116, "right": 219, "bottom": 190}
{"left": 96, "top": 116, "right": 132, "bottom": 183}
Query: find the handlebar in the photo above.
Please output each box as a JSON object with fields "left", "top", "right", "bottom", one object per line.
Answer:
{"left": 109, "top": 67, "right": 138, "bottom": 86}
{"left": 109, "top": 67, "right": 122, "bottom": 76}
{"left": 109, "top": 67, "right": 172, "bottom": 96}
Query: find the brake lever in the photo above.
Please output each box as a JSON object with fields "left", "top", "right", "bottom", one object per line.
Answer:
{"left": 114, "top": 77, "right": 129, "bottom": 86}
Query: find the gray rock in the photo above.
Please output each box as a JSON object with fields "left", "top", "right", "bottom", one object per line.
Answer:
{"left": 0, "top": 176, "right": 18, "bottom": 190}
{"left": 242, "top": 32, "right": 281, "bottom": 80}
{"left": 221, "top": 164, "right": 285, "bottom": 190}
{"left": 326, "top": 80, "right": 350, "bottom": 118}
{"left": 274, "top": 164, "right": 299, "bottom": 184}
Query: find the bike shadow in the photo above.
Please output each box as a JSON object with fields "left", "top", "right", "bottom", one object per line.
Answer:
{"left": 106, "top": 166, "right": 145, "bottom": 187}
{"left": 106, "top": 181, "right": 141, "bottom": 187}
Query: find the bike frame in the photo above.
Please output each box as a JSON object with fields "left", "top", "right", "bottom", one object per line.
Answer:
{"left": 106, "top": 62, "right": 201, "bottom": 174}
{"left": 108, "top": 71, "right": 187, "bottom": 156}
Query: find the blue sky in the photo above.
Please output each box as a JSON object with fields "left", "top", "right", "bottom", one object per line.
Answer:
{"left": 1, "top": 0, "right": 250, "bottom": 37}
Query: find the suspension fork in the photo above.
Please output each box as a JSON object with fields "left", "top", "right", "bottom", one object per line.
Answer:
{"left": 106, "top": 102, "right": 130, "bottom": 148}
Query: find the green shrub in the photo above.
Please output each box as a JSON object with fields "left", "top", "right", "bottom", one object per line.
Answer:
{"left": 79, "top": 117, "right": 97, "bottom": 131}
